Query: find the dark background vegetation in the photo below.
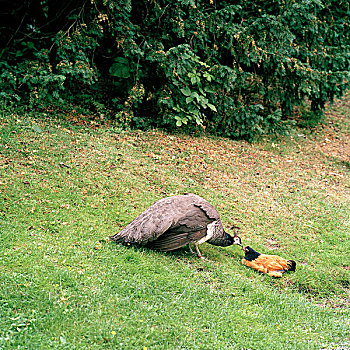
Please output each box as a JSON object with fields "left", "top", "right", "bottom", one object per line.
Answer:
{"left": 1, "top": 0, "right": 349, "bottom": 139}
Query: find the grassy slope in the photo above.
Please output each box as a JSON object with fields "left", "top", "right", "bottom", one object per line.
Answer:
{"left": 0, "top": 96, "right": 349, "bottom": 349}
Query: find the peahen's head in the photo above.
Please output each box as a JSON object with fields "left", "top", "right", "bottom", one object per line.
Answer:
{"left": 232, "top": 234, "right": 243, "bottom": 247}
{"left": 223, "top": 233, "right": 242, "bottom": 247}
{"left": 220, "top": 233, "right": 242, "bottom": 247}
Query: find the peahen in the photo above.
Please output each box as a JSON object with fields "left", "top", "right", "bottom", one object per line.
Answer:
{"left": 110, "top": 193, "right": 242, "bottom": 259}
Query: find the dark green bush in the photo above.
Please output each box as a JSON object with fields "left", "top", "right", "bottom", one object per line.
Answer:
{"left": 1, "top": 0, "right": 349, "bottom": 139}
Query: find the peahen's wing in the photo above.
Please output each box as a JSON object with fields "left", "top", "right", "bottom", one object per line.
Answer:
{"left": 110, "top": 194, "right": 214, "bottom": 245}
{"left": 171, "top": 196, "right": 217, "bottom": 232}
{"left": 192, "top": 195, "right": 221, "bottom": 221}
{"left": 110, "top": 197, "right": 179, "bottom": 244}
{"left": 148, "top": 229, "right": 207, "bottom": 251}
{"left": 192, "top": 195, "right": 230, "bottom": 246}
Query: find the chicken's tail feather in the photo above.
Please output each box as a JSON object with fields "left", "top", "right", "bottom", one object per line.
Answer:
{"left": 287, "top": 260, "right": 296, "bottom": 271}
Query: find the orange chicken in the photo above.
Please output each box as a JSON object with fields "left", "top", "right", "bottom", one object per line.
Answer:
{"left": 241, "top": 246, "right": 296, "bottom": 278}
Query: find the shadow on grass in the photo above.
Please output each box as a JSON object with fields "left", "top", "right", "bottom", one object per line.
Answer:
{"left": 106, "top": 238, "right": 243, "bottom": 264}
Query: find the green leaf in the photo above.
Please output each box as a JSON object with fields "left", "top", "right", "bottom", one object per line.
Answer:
{"left": 195, "top": 116, "right": 203, "bottom": 125}
{"left": 109, "top": 57, "right": 130, "bottom": 79}
{"left": 198, "top": 86, "right": 205, "bottom": 95}
{"left": 199, "top": 96, "right": 208, "bottom": 106}
{"left": 203, "top": 72, "right": 213, "bottom": 81}
{"left": 180, "top": 87, "right": 191, "bottom": 96}
{"left": 207, "top": 103, "right": 217, "bottom": 112}
{"left": 204, "top": 86, "right": 215, "bottom": 94}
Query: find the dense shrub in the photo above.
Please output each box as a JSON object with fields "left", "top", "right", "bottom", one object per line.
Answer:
{"left": 1, "top": 0, "right": 349, "bottom": 139}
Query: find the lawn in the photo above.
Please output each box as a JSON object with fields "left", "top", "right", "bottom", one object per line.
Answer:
{"left": 1, "top": 96, "right": 349, "bottom": 349}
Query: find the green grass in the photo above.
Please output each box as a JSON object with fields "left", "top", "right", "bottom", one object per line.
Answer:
{"left": 1, "top": 99, "right": 349, "bottom": 349}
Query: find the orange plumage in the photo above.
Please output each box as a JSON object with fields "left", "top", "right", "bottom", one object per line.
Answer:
{"left": 241, "top": 246, "right": 296, "bottom": 278}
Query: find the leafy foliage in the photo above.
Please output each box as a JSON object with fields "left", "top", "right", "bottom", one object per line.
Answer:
{"left": 1, "top": 0, "right": 349, "bottom": 138}
{"left": 159, "top": 44, "right": 217, "bottom": 128}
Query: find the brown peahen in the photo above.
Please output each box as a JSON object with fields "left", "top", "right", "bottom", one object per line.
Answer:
{"left": 110, "top": 193, "right": 242, "bottom": 259}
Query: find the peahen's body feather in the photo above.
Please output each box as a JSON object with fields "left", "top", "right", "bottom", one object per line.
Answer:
{"left": 110, "top": 193, "right": 242, "bottom": 258}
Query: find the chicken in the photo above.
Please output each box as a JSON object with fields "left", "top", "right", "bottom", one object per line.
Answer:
{"left": 110, "top": 193, "right": 242, "bottom": 259}
{"left": 241, "top": 246, "right": 296, "bottom": 277}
